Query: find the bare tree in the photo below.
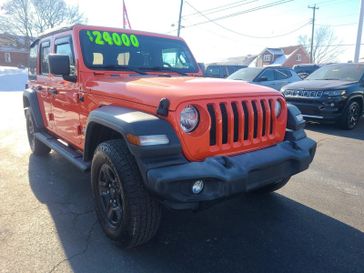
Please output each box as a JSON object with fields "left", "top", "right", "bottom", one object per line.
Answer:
{"left": 0, "top": 0, "right": 34, "bottom": 47}
{"left": 32, "top": 0, "right": 84, "bottom": 33}
{"left": 298, "top": 26, "right": 343, "bottom": 64}
{"left": 0, "top": 0, "right": 85, "bottom": 47}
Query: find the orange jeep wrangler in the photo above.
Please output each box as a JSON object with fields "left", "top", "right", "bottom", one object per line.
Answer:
{"left": 24, "top": 24, "right": 316, "bottom": 248}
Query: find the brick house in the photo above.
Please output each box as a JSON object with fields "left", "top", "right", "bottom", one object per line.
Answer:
{"left": 0, "top": 33, "right": 29, "bottom": 67}
{"left": 251, "top": 45, "right": 310, "bottom": 68}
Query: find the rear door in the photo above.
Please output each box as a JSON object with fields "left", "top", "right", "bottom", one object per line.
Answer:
{"left": 50, "top": 35, "right": 82, "bottom": 145}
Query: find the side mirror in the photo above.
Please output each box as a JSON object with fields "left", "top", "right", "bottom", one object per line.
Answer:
{"left": 48, "top": 54, "right": 76, "bottom": 82}
{"left": 256, "top": 76, "right": 268, "bottom": 82}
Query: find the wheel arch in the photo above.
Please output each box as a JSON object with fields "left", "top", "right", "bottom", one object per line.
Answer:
{"left": 23, "top": 88, "right": 45, "bottom": 130}
{"left": 83, "top": 106, "right": 183, "bottom": 163}
{"left": 347, "top": 95, "right": 364, "bottom": 112}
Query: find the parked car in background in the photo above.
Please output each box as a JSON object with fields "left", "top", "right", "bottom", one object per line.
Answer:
{"left": 293, "top": 64, "right": 320, "bottom": 79}
{"left": 205, "top": 64, "right": 247, "bottom": 78}
{"left": 281, "top": 63, "right": 364, "bottom": 129}
{"left": 228, "top": 66, "right": 301, "bottom": 91}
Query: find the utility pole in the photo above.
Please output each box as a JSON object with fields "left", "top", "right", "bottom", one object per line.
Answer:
{"left": 354, "top": 0, "right": 364, "bottom": 63}
{"left": 308, "top": 4, "right": 319, "bottom": 63}
{"left": 177, "top": 0, "right": 184, "bottom": 37}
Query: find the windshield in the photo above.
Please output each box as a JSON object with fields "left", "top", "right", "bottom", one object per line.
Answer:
{"left": 306, "top": 64, "right": 364, "bottom": 81}
{"left": 227, "top": 67, "right": 262, "bottom": 81}
{"left": 79, "top": 29, "right": 198, "bottom": 73}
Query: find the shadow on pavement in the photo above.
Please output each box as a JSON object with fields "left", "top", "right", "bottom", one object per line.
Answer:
{"left": 28, "top": 153, "right": 364, "bottom": 273}
{"left": 305, "top": 119, "right": 364, "bottom": 141}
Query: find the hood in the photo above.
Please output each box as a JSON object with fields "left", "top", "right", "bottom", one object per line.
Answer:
{"left": 86, "top": 76, "right": 281, "bottom": 110}
{"left": 283, "top": 79, "right": 358, "bottom": 90}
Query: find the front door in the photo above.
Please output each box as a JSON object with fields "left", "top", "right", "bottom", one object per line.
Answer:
{"left": 50, "top": 36, "right": 82, "bottom": 146}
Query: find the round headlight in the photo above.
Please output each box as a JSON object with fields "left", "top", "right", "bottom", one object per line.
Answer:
{"left": 180, "top": 105, "right": 199, "bottom": 133}
{"left": 275, "top": 100, "right": 282, "bottom": 117}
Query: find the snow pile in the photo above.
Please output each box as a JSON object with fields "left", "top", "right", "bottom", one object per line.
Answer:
{"left": 0, "top": 66, "right": 28, "bottom": 91}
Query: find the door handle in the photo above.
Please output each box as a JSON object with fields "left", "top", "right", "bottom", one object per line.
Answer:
{"left": 47, "top": 88, "right": 58, "bottom": 95}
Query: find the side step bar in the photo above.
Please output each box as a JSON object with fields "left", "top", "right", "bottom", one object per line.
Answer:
{"left": 34, "top": 132, "right": 91, "bottom": 172}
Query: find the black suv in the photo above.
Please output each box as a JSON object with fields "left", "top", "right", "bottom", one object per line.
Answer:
{"left": 292, "top": 64, "right": 320, "bottom": 79}
{"left": 281, "top": 63, "right": 364, "bottom": 129}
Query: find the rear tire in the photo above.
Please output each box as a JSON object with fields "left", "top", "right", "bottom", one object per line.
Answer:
{"left": 337, "top": 101, "right": 362, "bottom": 130}
{"left": 250, "top": 177, "right": 291, "bottom": 194}
{"left": 91, "top": 139, "right": 161, "bottom": 248}
{"left": 25, "top": 109, "right": 51, "bottom": 156}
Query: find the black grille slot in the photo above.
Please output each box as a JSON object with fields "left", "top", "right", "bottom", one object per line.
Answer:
{"left": 252, "top": 101, "right": 258, "bottom": 138}
{"left": 269, "top": 99, "right": 273, "bottom": 135}
{"left": 231, "top": 102, "right": 239, "bottom": 142}
{"left": 261, "top": 100, "right": 266, "bottom": 136}
{"left": 242, "top": 101, "right": 249, "bottom": 140}
{"left": 220, "top": 103, "right": 228, "bottom": 144}
{"left": 207, "top": 104, "right": 216, "bottom": 146}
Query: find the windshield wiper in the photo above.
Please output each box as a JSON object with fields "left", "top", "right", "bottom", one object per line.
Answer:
{"left": 141, "top": 66, "right": 188, "bottom": 76}
{"left": 93, "top": 65, "right": 147, "bottom": 75}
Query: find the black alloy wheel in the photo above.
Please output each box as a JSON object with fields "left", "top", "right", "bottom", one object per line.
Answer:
{"left": 97, "top": 163, "right": 124, "bottom": 229}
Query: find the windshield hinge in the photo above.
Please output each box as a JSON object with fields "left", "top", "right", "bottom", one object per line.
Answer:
{"left": 157, "top": 98, "right": 170, "bottom": 117}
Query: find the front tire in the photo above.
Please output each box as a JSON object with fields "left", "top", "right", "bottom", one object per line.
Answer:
{"left": 25, "top": 109, "right": 51, "bottom": 156}
{"left": 337, "top": 101, "right": 362, "bottom": 130}
{"left": 91, "top": 139, "right": 161, "bottom": 248}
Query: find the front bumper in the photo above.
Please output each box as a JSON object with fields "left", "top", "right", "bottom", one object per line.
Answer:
{"left": 285, "top": 97, "right": 346, "bottom": 121}
{"left": 145, "top": 136, "right": 316, "bottom": 208}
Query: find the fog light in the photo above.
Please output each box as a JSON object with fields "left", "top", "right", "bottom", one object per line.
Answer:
{"left": 330, "top": 103, "right": 335, "bottom": 107}
{"left": 192, "top": 180, "right": 204, "bottom": 194}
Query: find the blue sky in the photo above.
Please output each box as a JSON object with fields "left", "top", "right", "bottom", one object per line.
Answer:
{"left": 2, "top": 0, "right": 361, "bottom": 63}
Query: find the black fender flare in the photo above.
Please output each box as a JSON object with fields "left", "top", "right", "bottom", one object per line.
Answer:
{"left": 23, "top": 88, "right": 45, "bottom": 130}
{"left": 345, "top": 93, "right": 364, "bottom": 111}
{"left": 84, "top": 106, "right": 184, "bottom": 164}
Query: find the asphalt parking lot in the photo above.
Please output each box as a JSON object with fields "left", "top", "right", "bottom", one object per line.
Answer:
{"left": 0, "top": 92, "right": 363, "bottom": 273}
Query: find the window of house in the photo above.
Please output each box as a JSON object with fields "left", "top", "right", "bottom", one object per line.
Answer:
{"left": 263, "top": 54, "right": 271, "bottom": 62}
{"left": 28, "top": 42, "right": 38, "bottom": 80}
{"left": 4, "top": 52, "right": 11, "bottom": 63}
{"left": 55, "top": 37, "right": 75, "bottom": 75}
{"left": 40, "top": 41, "right": 50, "bottom": 75}
{"left": 296, "top": 54, "right": 302, "bottom": 61}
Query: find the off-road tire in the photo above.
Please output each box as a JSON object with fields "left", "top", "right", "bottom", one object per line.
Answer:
{"left": 337, "top": 101, "right": 362, "bottom": 130}
{"left": 251, "top": 177, "right": 291, "bottom": 194}
{"left": 91, "top": 139, "right": 161, "bottom": 248}
{"left": 25, "top": 108, "right": 51, "bottom": 156}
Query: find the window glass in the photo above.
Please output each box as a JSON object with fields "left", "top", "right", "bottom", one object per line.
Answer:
{"left": 40, "top": 41, "right": 50, "bottom": 75}
{"left": 306, "top": 64, "right": 364, "bottom": 81}
{"left": 276, "top": 69, "right": 291, "bottom": 80}
{"left": 263, "top": 54, "right": 271, "bottom": 62}
{"left": 29, "top": 42, "right": 38, "bottom": 80}
{"left": 55, "top": 40, "right": 75, "bottom": 75}
{"left": 205, "top": 66, "right": 221, "bottom": 77}
{"left": 79, "top": 30, "right": 198, "bottom": 73}
{"left": 296, "top": 54, "right": 301, "bottom": 61}
{"left": 259, "top": 69, "right": 275, "bottom": 81}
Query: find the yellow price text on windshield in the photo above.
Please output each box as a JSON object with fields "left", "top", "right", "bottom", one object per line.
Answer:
{"left": 86, "top": 30, "right": 139, "bottom": 48}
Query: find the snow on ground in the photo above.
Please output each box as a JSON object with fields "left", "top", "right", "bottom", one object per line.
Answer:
{"left": 0, "top": 66, "right": 28, "bottom": 91}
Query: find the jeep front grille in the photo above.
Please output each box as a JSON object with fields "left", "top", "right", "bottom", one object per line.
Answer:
{"left": 174, "top": 96, "right": 287, "bottom": 161}
{"left": 207, "top": 98, "right": 279, "bottom": 147}
{"left": 284, "top": 89, "right": 323, "bottom": 98}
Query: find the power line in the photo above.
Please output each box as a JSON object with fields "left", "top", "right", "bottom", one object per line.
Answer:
{"left": 183, "top": 1, "right": 310, "bottom": 39}
{"left": 183, "top": 0, "right": 258, "bottom": 18}
{"left": 184, "top": 0, "right": 294, "bottom": 28}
